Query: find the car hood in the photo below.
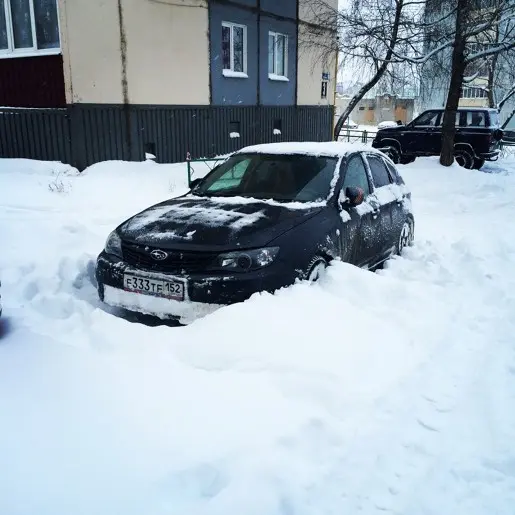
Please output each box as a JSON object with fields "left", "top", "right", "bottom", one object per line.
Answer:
{"left": 118, "top": 195, "right": 324, "bottom": 250}
{"left": 377, "top": 125, "right": 406, "bottom": 133}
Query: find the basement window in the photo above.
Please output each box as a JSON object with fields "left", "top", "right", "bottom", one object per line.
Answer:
{"left": 0, "top": 0, "right": 60, "bottom": 58}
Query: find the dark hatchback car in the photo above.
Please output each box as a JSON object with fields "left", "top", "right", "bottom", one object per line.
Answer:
{"left": 96, "top": 143, "right": 414, "bottom": 323}
{"left": 372, "top": 108, "right": 503, "bottom": 169}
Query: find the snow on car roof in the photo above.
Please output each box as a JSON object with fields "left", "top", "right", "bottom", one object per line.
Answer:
{"left": 236, "top": 141, "right": 377, "bottom": 158}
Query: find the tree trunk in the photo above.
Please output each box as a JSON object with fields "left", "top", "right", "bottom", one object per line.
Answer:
{"left": 440, "top": 0, "right": 469, "bottom": 167}
{"left": 333, "top": 0, "right": 404, "bottom": 140}
{"left": 487, "top": 65, "right": 496, "bottom": 108}
{"left": 487, "top": 25, "right": 500, "bottom": 109}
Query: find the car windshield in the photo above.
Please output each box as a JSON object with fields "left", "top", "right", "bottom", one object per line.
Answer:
{"left": 193, "top": 153, "right": 339, "bottom": 202}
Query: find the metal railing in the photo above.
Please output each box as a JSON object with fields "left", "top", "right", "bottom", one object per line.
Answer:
{"left": 186, "top": 153, "right": 228, "bottom": 186}
{"left": 337, "top": 129, "right": 378, "bottom": 144}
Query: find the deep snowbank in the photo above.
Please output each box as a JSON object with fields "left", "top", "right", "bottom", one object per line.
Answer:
{"left": 1, "top": 155, "right": 515, "bottom": 515}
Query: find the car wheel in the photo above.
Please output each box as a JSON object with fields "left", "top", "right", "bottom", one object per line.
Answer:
{"left": 454, "top": 149, "right": 474, "bottom": 169}
{"left": 473, "top": 158, "right": 485, "bottom": 170}
{"left": 383, "top": 146, "right": 401, "bottom": 164}
{"left": 306, "top": 257, "right": 328, "bottom": 282}
{"left": 397, "top": 218, "right": 414, "bottom": 255}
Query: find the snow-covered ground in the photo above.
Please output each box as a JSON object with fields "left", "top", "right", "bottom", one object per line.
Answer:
{"left": 1, "top": 153, "right": 515, "bottom": 515}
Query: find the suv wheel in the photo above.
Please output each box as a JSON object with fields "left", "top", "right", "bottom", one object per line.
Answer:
{"left": 473, "top": 158, "right": 485, "bottom": 170}
{"left": 383, "top": 146, "right": 401, "bottom": 164}
{"left": 454, "top": 149, "right": 474, "bottom": 169}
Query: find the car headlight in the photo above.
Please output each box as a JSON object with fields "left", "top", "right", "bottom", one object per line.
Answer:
{"left": 104, "top": 231, "right": 123, "bottom": 259}
{"left": 215, "top": 247, "right": 280, "bottom": 272}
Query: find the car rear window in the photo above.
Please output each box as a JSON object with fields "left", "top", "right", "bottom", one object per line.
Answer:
{"left": 367, "top": 155, "right": 392, "bottom": 188}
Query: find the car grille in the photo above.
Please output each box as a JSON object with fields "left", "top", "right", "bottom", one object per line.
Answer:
{"left": 122, "top": 242, "right": 218, "bottom": 274}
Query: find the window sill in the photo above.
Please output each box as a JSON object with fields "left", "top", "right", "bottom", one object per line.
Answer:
{"left": 0, "top": 48, "right": 61, "bottom": 60}
{"left": 222, "top": 69, "right": 248, "bottom": 79}
{"left": 268, "top": 73, "right": 289, "bottom": 82}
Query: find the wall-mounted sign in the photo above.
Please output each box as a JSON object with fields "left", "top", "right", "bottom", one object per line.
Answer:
{"left": 321, "top": 81, "right": 328, "bottom": 99}
{"left": 322, "top": 72, "right": 330, "bottom": 81}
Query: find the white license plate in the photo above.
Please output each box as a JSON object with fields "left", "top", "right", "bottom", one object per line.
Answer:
{"left": 123, "top": 274, "right": 185, "bottom": 301}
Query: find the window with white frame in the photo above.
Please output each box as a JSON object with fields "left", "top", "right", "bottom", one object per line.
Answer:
{"left": 268, "top": 31, "right": 288, "bottom": 79}
{"left": 221, "top": 21, "right": 247, "bottom": 76}
{"left": 0, "top": 0, "right": 60, "bottom": 57}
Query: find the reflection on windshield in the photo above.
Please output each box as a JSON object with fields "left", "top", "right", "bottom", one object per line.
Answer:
{"left": 193, "top": 153, "right": 338, "bottom": 203}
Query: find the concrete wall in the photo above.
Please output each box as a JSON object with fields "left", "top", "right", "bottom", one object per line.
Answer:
{"left": 261, "top": 0, "right": 296, "bottom": 18}
{"left": 59, "top": 0, "right": 210, "bottom": 105}
{"left": 297, "top": 23, "right": 336, "bottom": 106}
{"left": 59, "top": 0, "right": 336, "bottom": 107}
{"left": 210, "top": 0, "right": 297, "bottom": 106}
{"left": 123, "top": 0, "right": 210, "bottom": 105}
{"left": 259, "top": 16, "right": 296, "bottom": 106}
{"left": 209, "top": 3, "right": 258, "bottom": 106}
{"left": 59, "top": 0, "right": 123, "bottom": 103}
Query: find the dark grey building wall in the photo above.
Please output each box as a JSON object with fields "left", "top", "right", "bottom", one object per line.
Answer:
{"left": 210, "top": 3, "right": 258, "bottom": 106}
{"left": 259, "top": 16, "right": 296, "bottom": 106}
{"left": 0, "top": 105, "right": 334, "bottom": 169}
{"left": 230, "top": 0, "right": 257, "bottom": 6}
{"left": 261, "top": 0, "right": 296, "bottom": 19}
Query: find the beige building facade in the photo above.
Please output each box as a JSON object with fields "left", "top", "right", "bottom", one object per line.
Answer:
{"left": 55, "top": 0, "right": 336, "bottom": 107}
{"left": 0, "top": 0, "right": 337, "bottom": 168}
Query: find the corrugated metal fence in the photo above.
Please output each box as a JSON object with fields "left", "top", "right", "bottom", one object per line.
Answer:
{"left": 0, "top": 105, "right": 333, "bottom": 170}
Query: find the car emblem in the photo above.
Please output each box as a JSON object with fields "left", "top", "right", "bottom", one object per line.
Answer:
{"left": 150, "top": 249, "right": 168, "bottom": 261}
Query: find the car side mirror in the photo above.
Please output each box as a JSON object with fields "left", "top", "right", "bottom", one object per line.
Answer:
{"left": 189, "top": 178, "right": 202, "bottom": 189}
{"left": 342, "top": 186, "right": 365, "bottom": 207}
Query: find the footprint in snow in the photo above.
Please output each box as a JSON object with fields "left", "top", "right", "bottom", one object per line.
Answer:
{"left": 156, "top": 462, "right": 228, "bottom": 505}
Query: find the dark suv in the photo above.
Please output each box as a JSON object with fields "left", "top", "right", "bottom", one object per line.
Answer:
{"left": 372, "top": 108, "right": 503, "bottom": 169}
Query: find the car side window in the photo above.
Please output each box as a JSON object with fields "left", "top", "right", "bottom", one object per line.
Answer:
{"left": 413, "top": 111, "right": 440, "bottom": 127}
{"left": 342, "top": 155, "right": 371, "bottom": 197}
{"left": 466, "top": 111, "right": 486, "bottom": 127}
{"left": 383, "top": 158, "right": 404, "bottom": 185}
{"left": 367, "top": 155, "right": 392, "bottom": 188}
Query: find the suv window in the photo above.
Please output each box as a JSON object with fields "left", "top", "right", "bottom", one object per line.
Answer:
{"left": 342, "top": 155, "right": 370, "bottom": 196}
{"left": 367, "top": 155, "right": 392, "bottom": 188}
{"left": 489, "top": 111, "right": 500, "bottom": 127}
{"left": 466, "top": 111, "right": 486, "bottom": 127}
{"left": 413, "top": 110, "right": 441, "bottom": 127}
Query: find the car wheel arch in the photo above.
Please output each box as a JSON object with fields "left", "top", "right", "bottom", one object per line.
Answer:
{"left": 453, "top": 144, "right": 475, "bottom": 169}
{"left": 380, "top": 137, "right": 403, "bottom": 154}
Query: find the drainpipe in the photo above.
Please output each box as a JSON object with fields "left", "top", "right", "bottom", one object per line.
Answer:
{"left": 332, "top": 43, "right": 339, "bottom": 138}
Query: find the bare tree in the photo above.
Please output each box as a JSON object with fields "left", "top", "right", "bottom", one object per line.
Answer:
{"left": 301, "top": 0, "right": 428, "bottom": 141}
{"left": 437, "top": 0, "right": 515, "bottom": 166}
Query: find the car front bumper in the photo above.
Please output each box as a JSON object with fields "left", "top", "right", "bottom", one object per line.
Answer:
{"left": 96, "top": 252, "right": 295, "bottom": 322}
{"left": 477, "top": 149, "right": 500, "bottom": 161}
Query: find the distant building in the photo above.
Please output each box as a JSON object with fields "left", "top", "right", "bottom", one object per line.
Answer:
{"left": 0, "top": 0, "right": 337, "bottom": 168}
{"left": 335, "top": 94, "right": 415, "bottom": 126}
{"left": 418, "top": 0, "right": 515, "bottom": 125}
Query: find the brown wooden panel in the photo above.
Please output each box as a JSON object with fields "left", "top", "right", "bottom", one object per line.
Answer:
{"left": 0, "top": 54, "right": 66, "bottom": 108}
